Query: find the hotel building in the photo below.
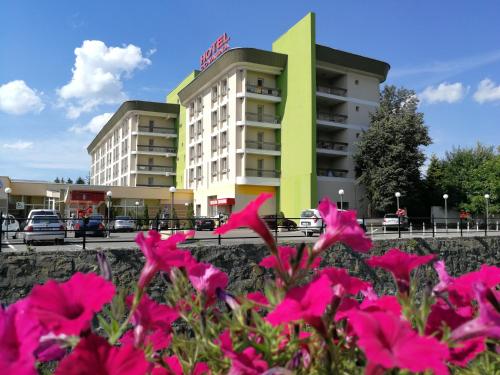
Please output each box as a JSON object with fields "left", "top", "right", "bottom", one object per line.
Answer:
{"left": 88, "top": 12, "right": 390, "bottom": 218}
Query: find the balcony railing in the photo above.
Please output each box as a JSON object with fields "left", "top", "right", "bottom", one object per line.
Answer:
{"left": 245, "top": 140, "right": 280, "bottom": 151}
{"left": 317, "top": 168, "right": 349, "bottom": 178}
{"left": 137, "top": 145, "right": 177, "bottom": 153}
{"left": 317, "top": 112, "right": 348, "bottom": 123}
{"left": 246, "top": 84, "right": 280, "bottom": 97}
{"left": 316, "top": 140, "right": 348, "bottom": 152}
{"left": 137, "top": 126, "right": 176, "bottom": 134}
{"left": 245, "top": 168, "right": 280, "bottom": 178}
{"left": 317, "top": 85, "right": 348, "bottom": 96}
{"left": 136, "top": 165, "right": 174, "bottom": 173}
{"left": 136, "top": 183, "right": 169, "bottom": 187}
{"left": 246, "top": 112, "right": 280, "bottom": 124}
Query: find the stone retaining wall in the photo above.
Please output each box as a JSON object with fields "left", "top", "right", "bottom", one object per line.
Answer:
{"left": 1, "top": 236, "right": 499, "bottom": 304}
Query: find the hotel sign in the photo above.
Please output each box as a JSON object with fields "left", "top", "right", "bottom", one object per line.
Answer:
{"left": 200, "top": 33, "right": 230, "bottom": 71}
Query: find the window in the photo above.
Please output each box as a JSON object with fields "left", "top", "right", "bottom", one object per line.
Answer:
{"left": 211, "top": 86, "right": 218, "bottom": 103}
{"left": 148, "top": 177, "right": 154, "bottom": 186}
{"left": 211, "top": 135, "right": 218, "bottom": 153}
{"left": 196, "top": 143, "right": 202, "bottom": 159}
{"left": 257, "top": 105, "right": 264, "bottom": 122}
{"left": 211, "top": 110, "right": 218, "bottom": 128}
{"left": 257, "top": 159, "right": 264, "bottom": 176}
{"left": 355, "top": 79, "right": 359, "bottom": 85}
{"left": 221, "top": 157, "right": 227, "bottom": 174}
{"left": 211, "top": 160, "right": 218, "bottom": 176}
{"left": 355, "top": 106, "right": 360, "bottom": 112}
{"left": 196, "top": 120, "right": 202, "bottom": 136}
{"left": 221, "top": 79, "right": 228, "bottom": 96}
{"left": 189, "top": 168, "right": 194, "bottom": 182}
{"left": 189, "top": 102, "right": 195, "bottom": 117}
{"left": 196, "top": 166, "right": 202, "bottom": 180}
{"left": 257, "top": 132, "right": 264, "bottom": 149}
{"left": 196, "top": 97, "right": 203, "bottom": 114}
{"left": 220, "top": 105, "right": 227, "bottom": 122}
{"left": 189, "top": 124, "right": 194, "bottom": 140}
{"left": 189, "top": 146, "right": 195, "bottom": 163}
{"left": 257, "top": 78, "right": 264, "bottom": 87}
{"left": 220, "top": 131, "right": 227, "bottom": 149}
{"left": 149, "top": 120, "right": 154, "bottom": 130}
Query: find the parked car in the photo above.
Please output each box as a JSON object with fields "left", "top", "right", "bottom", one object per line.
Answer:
{"left": 382, "top": 214, "right": 409, "bottom": 230}
{"left": 300, "top": 209, "right": 324, "bottom": 237}
{"left": 110, "top": 216, "right": 135, "bottom": 232}
{"left": 195, "top": 217, "right": 216, "bottom": 231}
{"left": 21, "top": 209, "right": 62, "bottom": 231}
{"left": 1, "top": 214, "right": 20, "bottom": 239}
{"left": 74, "top": 215, "right": 106, "bottom": 237}
{"left": 23, "top": 215, "right": 65, "bottom": 245}
{"left": 263, "top": 215, "right": 297, "bottom": 231}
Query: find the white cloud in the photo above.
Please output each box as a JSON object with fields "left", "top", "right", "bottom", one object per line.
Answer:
{"left": 419, "top": 82, "right": 466, "bottom": 104}
{"left": 69, "top": 112, "right": 113, "bottom": 134}
{"left": 473, "top": 78, "right": 500, "bottom": 104}
{"left": 57, "top": 40, "right": 151, "bottom": 118}
{"left": 0, "top": 80, "right": 44, "bottom": 115}
{"left": 3, "top": 141, "right": 34, "bottom": 150}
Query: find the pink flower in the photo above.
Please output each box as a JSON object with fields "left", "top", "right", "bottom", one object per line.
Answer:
{"left": 154, "top": 356, "right": 210, "bottom": 375}
{"left": 260, "top": 246, "right": 321, "bottom": 278}
{"left": 448, "top": 338, "right": 486, "bottom": 367}
{"left": 348, "top": 310, "right": 449, "bottom": 375}
{"left": 313, "top": 197, "right": 372, "bottom": 254}
{"left": 426, "top": 300, "right": 474, "bottom": 338}
{"left": 365, "top": 248, "right": 436, "bottom": 294}
{"left": 446, "top": 265, "right": 500, "bottom": 306}
{"left": 229, "top": 347, "right": 269, "bottom": 375}
{"left": 433, "top": 260, "right": 454, "bottom": 294}
{"left": 27, "top": 272, "right": 115, "bottom": 335}
{"left": 120, "top": 294, "right": 179, "bottom": 351}
{"left": 188, "top": 263, "right": 229, "bottom": 300}
{"left": 136, "top": 230, "right": 195, "bottom": 288}
{"left": 246, "top": 292, "right": 269, "bottom": 307}
{"left": 319, "top": 267, "right": 371, "bottom": 296}
{"left": 266, "top": 275, "right": 333, "bottom": 330}
{"left": 214, "top": 193, "right": 275, "bottom": 250}
{"left": 0, "top": 299, "right": 41, "bottom": 375}
{"left": 55, "top": 334, "right": 149, "bottom": 375}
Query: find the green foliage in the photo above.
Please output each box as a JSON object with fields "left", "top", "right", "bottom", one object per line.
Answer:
{"left": 75, "top": 177, "right": 85, "bottom": 184}
{"left": 54, "top": 177, "right": 60, "bottom": 183}
{"left": 354, "top": 85, "right": 431, "bottom": 216}
{"left": 186, "top": 203, "right": 195, "bottom": 228}
{"left": 66, "top": 178, "right": 73, "bottom": 184}
{"left": 143, "top": 205, "right": 150, "bottom": 228}
{"left": 425, "top": 144, "right": 499, "bottom": 214}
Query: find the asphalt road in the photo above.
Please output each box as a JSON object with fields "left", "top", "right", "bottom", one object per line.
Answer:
{"left": 1, "top": 227, "right": 499, "bottom": 253}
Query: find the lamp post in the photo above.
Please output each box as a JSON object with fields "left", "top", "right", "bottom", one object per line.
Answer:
{"left": 443, "top": 194, "right": 449, "bottom": 233}
{"left": 395, "top": 192, "right": 401, "bottom": 210}
{"left": 106, "top": 190, "right": 112, "bottom": 238}
{"left": 169, "top": 186, "right": 176, "bottom": 234}
{"left": 338, "top": 189, "right": 345, "bottom": 211}
{"left": 135, "top": 201, "right": 139, "bottom": 230}
{"left": 485, "top": 194, "right": 490, "bottom": 235}
{"left": 4, "top": 187, "right": 12, "bottom": 238}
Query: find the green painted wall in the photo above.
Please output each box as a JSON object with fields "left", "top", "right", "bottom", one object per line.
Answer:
{"left": 272, "top": 12, "right": 317, "bottom": 218}
{"left": 166, "top": 71, "right": 198, "bottom": 189}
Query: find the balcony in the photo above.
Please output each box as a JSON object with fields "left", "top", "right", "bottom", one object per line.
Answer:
{"left": 237, "top": 84, "right": 282, "bottom": 103}
{"left": 133, "top": 165, "right": 175, "bottom": 176}
{"left": 246, "top": 168, "right": 280, "bottom": 177}
{"left": 317, "top": 111, "right": 348, "bottom": 124}
{"left": 236, "top": 168, "right": 280, "bottom": 186}
{"left": 136, "top": 183, "right": 170, "bottom": 188}
{"left": 317, "top": 168, "right": 348, "bottom": 178}
{"left": 316, "top": 140, "right": 350, "bottom": 156}
{"left": 237, "top": 140, "right": 280, "bottom": 156}
{"left": 133, "top": 145, "right": 177, "bottom": 156}
{"left": 133, "top": 126, "right": 177, "bottom": 138}
{"left": 236, "top": 112, "right": 281, "bottom": 129}
{"left": 317, "top": 85, "right": 347, "bottom": 96}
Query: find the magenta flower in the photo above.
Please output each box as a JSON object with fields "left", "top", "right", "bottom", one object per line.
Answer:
{"left": 246, "top": 292, "right": 269, "bottom": 307}
{"left": 348, "top": 310, "right": 449, "bottom": 375}
{"left": 153, "top": 356, "right": 210, "bottom": 375}
{"left": 448, "top": 338, "right": 486, "bottom": 367}
{"left": 433, "top": 260, "right": 454, "bottom": 294}
{"left": 446, "top": 265, "right": 500, "bottom": 306}
{"left": 188, "top": 262, "right": 229, "bottom": 300}
{"left": 27, "top": 272, "right": 115, "bottom": 335}
{"left": 451, "top": 283, "right": 500, "bottom": 341}
{"left": 136, "top": 230, "right": 195, "bottom": 288}
{"left": 55, "top": 334, "right": 149, "bottom": 375}
{"left": 0, "top": 299, "right": 41, "bottom": 375}
{"left": 120, "top": 294, "right": 179, "bottom": 351}
{"left": 266, "top": 275, "right": 333, "bottom": 330}
{"left": 229, "top": 347, "right": 269, "bottom": 375}
{"left": 365, "top": 248, "right": 436, "bottom": 294}
{"left": 426, "top": 300, "right": 473, "bottom": 338}
{"left": 319, "top": 267, "right": 371, "bottom": 296}
{"left": 214, "top": 193, "right": 275, "bottom": 250}
{"left": 313, "top": 197, "right": 372, "bottom": 255}
{"left": 260, "top": 246, "right": 321, "bottom": 278}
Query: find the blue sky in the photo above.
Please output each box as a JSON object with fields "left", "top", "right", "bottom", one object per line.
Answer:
{"left": 1, "top": 0, "right": 499, "bottom": 181}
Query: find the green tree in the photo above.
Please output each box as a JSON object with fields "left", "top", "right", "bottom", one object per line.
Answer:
{"left": 186, "top": 203, "right": 195, "bottom": 228}
{"left": 143, "top": 205, "right": 150, "bottom": 229}
{"left": 54, "top": 177, "right": 60, "bottom": 183}
{"left": 354, "top": 85, "right": 431, "bottom": 216}
{"left": 67, "top": 178, "right": 73, "bottom": 184}
{"left": 76, "top": 177, "right": 85, "bottom": 184}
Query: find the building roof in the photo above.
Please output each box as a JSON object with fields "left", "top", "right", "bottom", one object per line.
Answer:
{"left": 177, "top": 48, "right": 288, "bottom": 104}
{"left": 87, "top": 100, "right": 180, "bottom": 152}
{"left": 316, "top": 44, "right": 390, "bottom": 82}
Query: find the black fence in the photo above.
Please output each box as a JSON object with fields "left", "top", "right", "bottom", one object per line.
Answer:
{"left": 1, "top": 213, "right": 499, "bottom": 251}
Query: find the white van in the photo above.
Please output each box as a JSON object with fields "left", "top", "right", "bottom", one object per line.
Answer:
{"left": 300, "top": 209, "right": 324, "bottom": 237}
{"left": 2, "top": 214, "right": 20, "bottom": 239}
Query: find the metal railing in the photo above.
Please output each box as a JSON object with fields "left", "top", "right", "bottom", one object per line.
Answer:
{"left": 136, "top": 165, "right": 174, "bottom": 173}
{"left": 136, "top": 145, "right": 177, "bottom": 153}
{"left": 246, "top": 112, "right": 280, "bottom": 124}
{"left": 317, "top": 168, "right": 349, "bottom": 178}
{"left": 317, "top": 85, "right": 348, "bottom": 96}
{"left": 246, "top": 84, "right": 280, "bottom": 97}
{"left": 317, "top": 112, "right": 348, "bottom": 123}
{"left": 245, "top": 169, "right": 280, "bottom": 178}
{"left": 245, "top": 140, "right": 280, "bottom": 151}
{"left": 317, "top": 140, "right": 349, "bottom": 151}
{"left": 137, "top": 126, "right": 176, "bottom": 134}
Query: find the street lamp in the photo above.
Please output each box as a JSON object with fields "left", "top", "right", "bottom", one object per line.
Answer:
{"left": 485, "top": 194, "right": 490, "bottom": 233}
{"left": 338, "top": 189, "right": 345, "bottom": 211}
{"left": 443, "top": 194, "right": 449, "bottom": 233}
{"left": 395, "top": 192, "right": 401, "bottom": 210}
{"left": 106, "top": 190, "right": 112, "bottom": 238}
{"left": 169, "top": 186, "right": 176, "bottom": 234}
{"left": 4, "top": 187, "right": 12, "bottom": 238}
{"left": 135, "top": 201, "right": 139, "bottom": 230}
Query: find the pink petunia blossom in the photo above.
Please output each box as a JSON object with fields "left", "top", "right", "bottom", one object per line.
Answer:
{"left": 319, "top": 267, "right": 371, "bottom": 296}
{"left": 228, "top": 347, "right": 269, "bottom": 375}
{"left": 445, "top": 265, "right": 500, "bottom": 306}
{"left": 214, "top": 193, "right": 275, "bottom": 250}
{"left": 433, "top": 260, "right": 454, "bottom": 294}
{"left": 188, "top": 262, "right": 229, "bottom": 300}
{"left": 365, "top": 248, "right": 436, "bottom": 294}
{"left": 448, "top": 338, "right": 486, "bottom": 367}
{"left": 120, "top": 294, "right": 178, "bottom": 351}
{"left": 266, "top": 275, "right": 333, "bottom": 331}
{"left": 313, "top": 197, "right": 372, "bottom": 255}
{"left": 136, "top": 230, "right": 195, "bottom": 288}
{"left": 153, "top": 356, "right": 210, "bottom": 375}
{"left": 260, "top": 246, "right": 321, "bottom": 278}
{"left": 54, "top": 334, "right": 149, "bottom": 375}
{"left": 426, "top": 300, "right": 474, "bottom": 338}
{"left": 247, "top": 292, "right": 269, "bottom": 307}
{"left": 0, "top": 299, "right": 41, "bottom": 375}
{"left": 27, "top": 272, "right": 115, "bottom": 336}
{"left": 348, "top": 310, "right": 449, "bottom": 375}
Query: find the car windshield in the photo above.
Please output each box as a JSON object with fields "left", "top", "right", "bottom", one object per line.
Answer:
{"left": 301, "top": 210, "right": 317, "bottom": 218}
{"left": 385, "top": 214, "right": 398, "bottom": 218}
{"left": 116, "top": 216, "right": 131, "bottom": 220}
{"left": 32, "top": 216, "right": 59, "bottom": 224}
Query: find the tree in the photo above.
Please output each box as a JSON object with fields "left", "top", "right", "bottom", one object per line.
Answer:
{"left": 354, "top": 86, "right": 431, "bottom": 216}
{"left": 54, "top": 177, "right": 60, "bottom": 183}
{"left": 67, "top": 178, "right": 74, "bottom": 184}
{"left": 76, "top": 177, "right": 85, "bottom": 184}
{"left": 60, "top": 177, "right": 65, "bottom": 184}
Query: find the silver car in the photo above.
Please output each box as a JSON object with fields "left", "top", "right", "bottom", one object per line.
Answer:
{"left": 24, "top": 215, "right": 65, "bottom": 245}
{"left": 111, "top": 216, "right": 135, "bottom": 232}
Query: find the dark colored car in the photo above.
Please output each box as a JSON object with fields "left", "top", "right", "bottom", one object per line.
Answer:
{"left": 195, "top": 217, "right": 216, "bottom": 231}
{"left": 263, "top": 215, "right": 298, "bottom": 231}
{"left": 74, "top": 215, "right": 106, "bottom": 237}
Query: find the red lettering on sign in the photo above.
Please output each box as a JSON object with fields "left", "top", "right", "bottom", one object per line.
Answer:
{"left": 200, "top": 33, "right": 230, "bottom": 70}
